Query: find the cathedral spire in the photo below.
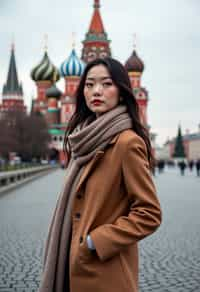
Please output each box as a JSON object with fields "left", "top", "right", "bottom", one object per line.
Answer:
{"left": 81, "top": 0, "right": 111, "bottom": 63}
{"left": 89, "top": 0, "right": 104, "bottom": 34}
{"left": 2, "top": 43, "right": 23, "bottom": 96}
{"left": 1, "top": 43, "right": 26, "bottom": 113}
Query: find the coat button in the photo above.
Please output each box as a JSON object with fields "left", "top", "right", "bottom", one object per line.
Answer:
{"left": 75, "top": 212, "right": 81, "bottom": 219}
{"left": 79, "top": 236, "right": 83, "bottom": 243}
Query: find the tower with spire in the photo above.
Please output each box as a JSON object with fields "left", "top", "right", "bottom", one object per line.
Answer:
{"left": 125, "top": 41, "right": 148, "bottom": 128}
{"left": 46, "top": 82, "right": 62, "bottom": 126}
{"left": 0, "top": 43, "right": 26, "bottom": 114}
{"left": 124, "top": 37, "right": 156, "bottom": 150}
{"left": 81, "top": 0, "right": 111, "bottom": 63}
{"left": 30, "top": 47, "right": 60, "bottom": 115}
{"left": 60, "top": 45, "right": 85, "bottom": 124}
{"left": 28, "top": 1, "right": 154, "bottom": 162}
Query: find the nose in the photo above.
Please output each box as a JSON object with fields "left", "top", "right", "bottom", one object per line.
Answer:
{"left": 93, "top": 83, "right": 103, "bottom": 96}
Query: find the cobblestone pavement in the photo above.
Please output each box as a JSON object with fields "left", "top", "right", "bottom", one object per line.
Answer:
{"left": 140, "top": 168, "right": 200, "bottom": 292}
{"left": 0, "top": 168, "right": 200, "bottom": 292}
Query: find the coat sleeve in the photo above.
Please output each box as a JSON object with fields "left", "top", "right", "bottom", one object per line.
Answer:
{"left": 90, "top": 134, "right": 162, "bottom": 262}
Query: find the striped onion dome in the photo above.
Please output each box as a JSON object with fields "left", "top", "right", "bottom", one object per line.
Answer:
{"left": 60, "top": 49, "right": 85, "bottom": 77}
{"left": 31, "top": 51, "right": 60, "bottom": 82}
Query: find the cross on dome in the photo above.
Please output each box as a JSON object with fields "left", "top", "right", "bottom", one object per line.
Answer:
{"left": 44, "top": 34, "right": 48, "bottom": 52}
{"left": 94, "top": 0, "right": 100, "bottom": 9}
{"left": 72, "top": 32, "right": 76, "bottom": 49}
{"left": 133, "top": 33, "right": 137, "bottom": 50}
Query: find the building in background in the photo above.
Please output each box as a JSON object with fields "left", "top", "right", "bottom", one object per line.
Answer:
{"left": 158, "top": 124, "right": 200, "bottom": 161}
{"left": 0, "top": 44, "right": 26, "bottom": 116}
{"left": 1, "top": 0, "right": 155, "bottom": 162}
{"left": 81, "top": 0, "right": 111, "bottom": 63}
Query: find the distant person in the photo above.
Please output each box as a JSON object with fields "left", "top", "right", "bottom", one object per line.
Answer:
{"left": 178, "top": 160, "right": 186, "bottom": 176}
{"left": 167, "top": 160, "right": 175, "bottom": 168}
{"left": 157, "top": 159, "right": 165, "bottom": 173}
{"left": 188, "top": 160, "right": 194, "bottom": 171}
{"left": 195, "top": 159, "right": 200, "bottom": 177}
{"left": 38, "top": 57, "right": 162, "bottom": 292}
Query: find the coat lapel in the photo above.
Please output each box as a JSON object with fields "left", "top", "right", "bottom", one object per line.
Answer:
{"left": 76, "top": 150, "right": 104, "bottom": 192}
{"left": 75, "top": 134, "right": 120, "bottom": 192}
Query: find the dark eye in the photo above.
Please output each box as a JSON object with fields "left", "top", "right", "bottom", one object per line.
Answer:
{"left": 85, "top": 82, "right": 93, "bottom": 88}
{"left": 103, "top": 82, "right": 112, "bottom": 87}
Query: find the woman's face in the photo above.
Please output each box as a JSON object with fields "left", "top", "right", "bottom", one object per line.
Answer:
{"left": 83, "top": 65, "right": 120, "bottom": 117}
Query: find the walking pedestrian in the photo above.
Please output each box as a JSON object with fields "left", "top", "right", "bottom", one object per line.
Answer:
{"left": 188, "top": 160, "right": 194, "bottom": 171}
{"left": 157, "top": 159, "right": 165, "bottom": 173}
{"left": 38, "top": 57, "right": 162, "bottom": 292}
{"left": 178, "top": 160, "right": 186, "bottom": 176}
{"left": 195, "top": 159, "right": 200, "bottom": 176}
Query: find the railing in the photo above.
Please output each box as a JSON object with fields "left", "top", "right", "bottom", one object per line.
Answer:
{"left": 0, "top": 165, "right": 58, "bottom": 194}
{"left": 0, "top": 162, "right": 43, "bottom": 172}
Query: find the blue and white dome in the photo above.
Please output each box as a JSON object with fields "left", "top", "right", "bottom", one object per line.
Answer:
{"left": 60, "top": 49, "right": 85, "bottom": 77}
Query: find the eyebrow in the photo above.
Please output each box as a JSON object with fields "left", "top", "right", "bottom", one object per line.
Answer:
{"left": 86, "top": 76, "right": 112, "bottom": 81}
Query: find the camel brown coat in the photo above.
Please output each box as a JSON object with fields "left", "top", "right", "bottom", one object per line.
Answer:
{"left": 69, "top": 129, "right": 162, "bottom": 292}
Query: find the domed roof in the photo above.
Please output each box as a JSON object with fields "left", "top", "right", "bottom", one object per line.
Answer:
{"left": 125, "top": 50, "right": 144, "bottom": 73}
{"left": 31, "top": 51, "right": 60, "bottom": 82}
{"left": 60, "top": 49, "right": 85, "bottom": 77}
{"left": 46, "top": 84, "right": 62, "bottom": 99}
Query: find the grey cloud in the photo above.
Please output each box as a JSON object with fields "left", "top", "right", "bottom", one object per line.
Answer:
{"left": 0, "top": 0, "right": 200, "bottom": 145}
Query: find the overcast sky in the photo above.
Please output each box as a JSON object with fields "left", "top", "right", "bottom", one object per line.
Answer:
{"left": 0, "top": 0, "right": 200, "bottom": 145}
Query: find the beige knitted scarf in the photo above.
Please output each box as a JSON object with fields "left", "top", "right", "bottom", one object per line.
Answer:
{"left": 38, "top": 105, "right": 132, "bottom": 292}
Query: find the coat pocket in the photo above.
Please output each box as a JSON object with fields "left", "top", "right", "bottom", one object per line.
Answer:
{"left": 79, "top": 236, "right": 97, "bottom": 262}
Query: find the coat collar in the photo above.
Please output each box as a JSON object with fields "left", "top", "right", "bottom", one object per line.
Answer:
{"left": 109, "top": 134, "right": 120, "bottom": 145}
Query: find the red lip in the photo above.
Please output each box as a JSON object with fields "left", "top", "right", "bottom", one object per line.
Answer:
{"left": 92, "top": 99, "right": 103, "bottom": 105}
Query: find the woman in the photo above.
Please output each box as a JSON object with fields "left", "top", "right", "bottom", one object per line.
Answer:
{"left": 39, "top": 57, "right": 162, "bottom": 292}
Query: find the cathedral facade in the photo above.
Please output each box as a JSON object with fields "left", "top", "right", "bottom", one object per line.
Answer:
{"left": 1, "top": 0, "right": 154, "bottom": 162}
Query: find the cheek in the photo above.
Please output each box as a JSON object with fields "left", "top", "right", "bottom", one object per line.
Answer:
{"left": 106, "top": 88, "right": 119, "bottom": 104}
{"left": 83, "top": 89, "right": 89, "bottom": 107}
{"left": 83, "top": 88, "right": 90, "bottom": 100}
{"left": 83, "top": 87, "right": 87, "bottom": 97}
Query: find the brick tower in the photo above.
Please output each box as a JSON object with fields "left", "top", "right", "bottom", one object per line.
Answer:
{"left": 125, "top": 48, "right": 148, "bottom": 127}
{"left": 0, "top": 43, "right": 26, "bottom": 114}
{"left": 30, "top": 50, "right": 60, "bottom": 115}
{"left": 81, "top": 0, "right": 111, "bottom": 63}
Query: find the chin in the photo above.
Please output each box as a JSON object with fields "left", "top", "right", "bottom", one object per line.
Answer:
{"left": 90, "top": 105, "right": 106, "bottom": 114}
{"left": 93, "top": 109, "right": 107, "bottom": 116}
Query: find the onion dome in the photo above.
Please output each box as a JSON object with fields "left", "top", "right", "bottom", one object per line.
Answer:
{"left": 31, "top": 51, "right": 60, "bottom": 82}
{"left": 60, "top": 49, "right": 85, "bottom": 77}
{"left": 46, "top": 84, "right": 62, "bottom": 99}
{"left": 125, "top": 50, "right": 144, "bottom": 73}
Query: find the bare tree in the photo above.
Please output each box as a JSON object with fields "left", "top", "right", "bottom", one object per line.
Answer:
{"left": 0, "top": 111, "right": 51, "bottom": 162}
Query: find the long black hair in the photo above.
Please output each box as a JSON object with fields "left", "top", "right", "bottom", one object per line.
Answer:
{"left": 64, "top": 57, "right": 154, "bottom": 168}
